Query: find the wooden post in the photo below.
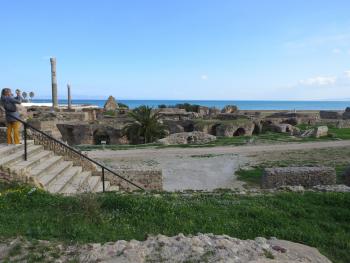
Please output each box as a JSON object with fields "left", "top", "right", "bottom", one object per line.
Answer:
{"left": 67, "top": 84, "right": 72, "bottom": 109}
{"left": 50, "top": 57, "right": 58, "bottom": 108}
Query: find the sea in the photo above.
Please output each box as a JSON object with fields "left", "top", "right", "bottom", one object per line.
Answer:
{"left": 31, "top": 99, "right": 350, "bottom": 111}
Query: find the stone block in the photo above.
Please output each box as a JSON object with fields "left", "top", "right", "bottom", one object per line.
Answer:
{"left": 261, "top": 167, "right": 336, "bottom": 188}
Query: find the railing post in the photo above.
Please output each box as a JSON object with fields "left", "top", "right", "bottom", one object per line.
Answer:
{"left": 102, "top": 167, "right": 105, "bottom": 192}
{"left": 24, "top": 123, "right": 27, "bottom": 161}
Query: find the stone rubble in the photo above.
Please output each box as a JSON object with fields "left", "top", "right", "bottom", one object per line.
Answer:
{"left": 0, "top": 234, "right": 332, "bottom": 263}
{"left": 312, "top": 184, "right": 350, "bottom": 192}
{"left": 158, "top": 131, "right": 216, "bottom": 145}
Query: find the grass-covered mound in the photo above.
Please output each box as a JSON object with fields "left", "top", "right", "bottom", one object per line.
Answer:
{"left": 0, "top": 183, "right": 349, "bottom": 263}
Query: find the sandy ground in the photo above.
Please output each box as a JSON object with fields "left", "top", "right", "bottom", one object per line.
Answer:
{"left": 87, "top": 140, "right": 350, "bottom": 191}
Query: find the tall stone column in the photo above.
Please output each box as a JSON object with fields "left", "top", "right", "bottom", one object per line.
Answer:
{"left": 67, "top": 84, "right": 72, "bottom": 109}
{"left": 50, "top": 57, "right": 58, "bottom": 108}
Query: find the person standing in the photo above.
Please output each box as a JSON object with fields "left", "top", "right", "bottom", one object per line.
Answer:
{"left": 1, "top": 88, "right": 22, "bottom": 144}
{"left": 15, "top": 89, "right": 24, "bottom": 102}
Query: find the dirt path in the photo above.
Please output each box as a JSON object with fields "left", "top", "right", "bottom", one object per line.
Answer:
{"left": 87, "top": 140, "right": 350, "bottom": 191}
{"left": 88, "top": 140, "right": 350, "bottom": 159}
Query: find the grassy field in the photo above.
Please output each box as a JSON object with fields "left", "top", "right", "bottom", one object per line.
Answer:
{"left": 0, "top": 182, "right": 349, "bottom": 263}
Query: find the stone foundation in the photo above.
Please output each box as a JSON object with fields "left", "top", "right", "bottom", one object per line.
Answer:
{"left": 104, "top": 168, "right": 163, "bottom": 191}
{"left": 262, "top": 167, "right": 336, "bottom": 188}
{"left": 0, "top": 127, "right": 6, "bottom": 143}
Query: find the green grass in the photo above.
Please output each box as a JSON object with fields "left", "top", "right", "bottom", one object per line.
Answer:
{"left": 236, "top": 168, "right": 264, "bottom": 187}
{"left": 0, "top": 183, "right": 349, "bottom": 263}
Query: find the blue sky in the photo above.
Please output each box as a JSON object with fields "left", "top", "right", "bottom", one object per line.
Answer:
{"left": 1, "top": 0, "right": 350, "bottom": 100}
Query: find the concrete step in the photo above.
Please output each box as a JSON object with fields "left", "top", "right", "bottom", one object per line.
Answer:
{"left": 0, "top": 145, "right": 43, "bottom": 168}
{"left": 39, "top": 161, "right": 73, "bottom": 186}
{"left": 94, "top": 181, "right": 110, "bottom": 193}
{"left": 29, "top": 156, "right": 64, "bottom": 177}
{"left": 59, "top": 171, "right": 92, "bottom": 194}
{"left": 87, "top": 176, "right": 101, "bottom": 192}
{"left": 0, "top": 144, "right": 24, "bottom": 156}
{"left": 0, "top": 140, "right": 34, "bottom": 157}
{"left": 47, "top": 166, "right": 82, "bottom": 193}
{"left": 10, "top": 150, "right": 53, "bottom": 175}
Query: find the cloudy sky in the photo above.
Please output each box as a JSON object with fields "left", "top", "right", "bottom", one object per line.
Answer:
{"left": 1, "top": 0, "right": 350, "bottom": 100}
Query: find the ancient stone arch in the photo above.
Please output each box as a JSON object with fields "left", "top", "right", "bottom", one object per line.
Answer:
{"left": 210, "top": 124, "right": 220, "bottom": 136}
{"left": 184, "top": 123, "right": 194, "bottom": 132}
{"left": 233, "top": 127, "right": 246, "bottom": 136}
{"left": 93, "top": 129, "right": 111, "bottom": 145}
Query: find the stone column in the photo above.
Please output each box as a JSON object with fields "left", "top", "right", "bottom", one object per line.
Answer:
{"left": 67, "top": 84, "right": 72, "bottom": 109}
{"left": 50, "top": 57, "right": 58, "bottom": 108}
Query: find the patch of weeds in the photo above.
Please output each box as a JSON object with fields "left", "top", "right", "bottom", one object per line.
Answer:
{"left": 50, "top": 250, "right": 61, "bottom": 259}
{"left": 27, "top": 251, "right": 46, "bottom": 263}
{"left": 8, "top": 243, "right": 22, "bottom": 257}
{"left": 263, "top": 249, "right": 275, "bottom": 259}
{"left": 200, "top": 249, "right": 216, "bottom": 262}
{"left": 236, "top": 168, "right": 264, "bottom": 187}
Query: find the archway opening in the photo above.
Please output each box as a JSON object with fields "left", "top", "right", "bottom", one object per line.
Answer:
{"left": 184, "top": 123, "right": 194, "bottom": 132}
{"left": 93, "top": 130, "right": 111, "bottom": 145}
{"left": 233, "top": 127, "right": 246, "bottom": 136}
{"left": 210, "top": 124, "right": 220, "bottom": 136}
{"left": 253, "top": 124, "right": 261, "bottom": 135}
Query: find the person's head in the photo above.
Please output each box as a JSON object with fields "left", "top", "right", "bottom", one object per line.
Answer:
{"left": 15, "top": 89, "right": 21, "bottom": 95}
{"left": 1, "top": 88, "right": 12, "bottom": 97}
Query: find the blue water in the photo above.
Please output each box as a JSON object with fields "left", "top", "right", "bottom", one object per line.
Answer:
{"left": 32, "top": 99, "right": 350, "bottom": 110}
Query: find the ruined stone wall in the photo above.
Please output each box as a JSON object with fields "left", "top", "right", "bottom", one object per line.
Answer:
{"left": 0, "top": 127, "right": 6, "bottom": 143}
{"left": 262, "top": 167, "right": 336, "bottom": 188}
{"left": 28, "top": 120, "right": 62, "bottom": 139}
{"left": 104, "top": 168, "right": 163, "bottom": 191}
{"left": 320, "top": 111, "right": 342, "bottom": 119}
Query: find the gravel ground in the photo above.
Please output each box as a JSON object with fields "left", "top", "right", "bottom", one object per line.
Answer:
{"left": 87, "top": 140, "right": 350, "bottom": 191}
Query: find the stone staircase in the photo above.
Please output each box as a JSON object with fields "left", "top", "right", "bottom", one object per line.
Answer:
{"left": 0, "top": 141, "right": 118, "bottom": 194}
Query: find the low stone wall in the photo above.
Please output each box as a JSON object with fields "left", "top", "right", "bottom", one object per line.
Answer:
{"left": 261, "top": 167, "right": 336, "bottom": 188}
{"left": 104, "top": 168, "right": 163, "bottom": 191}
{"left": 344, "top": 166, "right": 350, "bottom": 186}
{"left": 0, "top": 127, "right": 6, "bottom": 143}
{"left": 320, "top": 111, "right": 342, "bottom": 119}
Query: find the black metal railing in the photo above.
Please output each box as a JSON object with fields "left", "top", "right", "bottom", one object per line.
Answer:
{"left": 12, "top": 116, "right": 144, "bottom": 192}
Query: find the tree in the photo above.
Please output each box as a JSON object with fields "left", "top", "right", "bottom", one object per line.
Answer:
{"left": 124, "top": 105, "right": 166, "bottom": 144}
{"left": 29, "top": 91, "right": 35, "bottom": 101}
{"left": 22, "top": 92, "right": 27, "bottom": 100}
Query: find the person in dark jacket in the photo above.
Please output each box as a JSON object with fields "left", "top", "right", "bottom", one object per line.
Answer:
{"left": 15, "top": 89, "right": 24, "bottom": 102}
{"left": 1, "top": 88, "right": 22, "bottom": 144}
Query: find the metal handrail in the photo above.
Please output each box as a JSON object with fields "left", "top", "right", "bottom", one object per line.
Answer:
{"left": 11, "top": 115, "right": 144, "bottom": 191}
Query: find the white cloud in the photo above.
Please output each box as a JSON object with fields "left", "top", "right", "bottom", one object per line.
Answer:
{"left": 201, "top": 74, "right": 208, "bottom": 80}
{"left": 332, "top": 48, "right": 341, "bottom": 54}
{"left": 344, "top": 70, "right": 350, "bottom": 78}
{"left": 299, "top": 76, "right": 337, "bottom": 86}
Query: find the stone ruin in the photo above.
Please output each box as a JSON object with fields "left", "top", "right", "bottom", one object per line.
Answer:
{"left": 261, "top": 167, "right": 336, "bottom": 188}
{"left": 2, "top": 98, "right": 350, "bottom": 147}
{"left": 158, "top": 131, "right": 216, "bottom": 145}
{"left": 104, "top": 95, "right": 119, "bottom": 111}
